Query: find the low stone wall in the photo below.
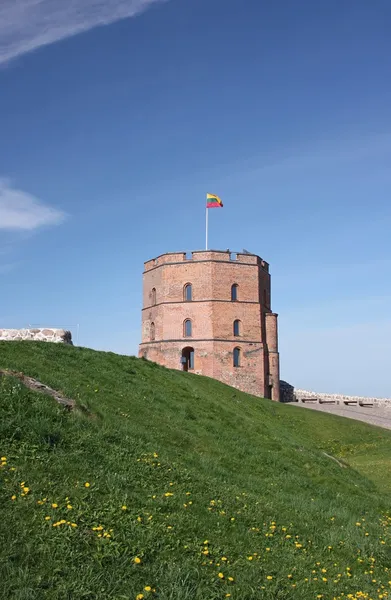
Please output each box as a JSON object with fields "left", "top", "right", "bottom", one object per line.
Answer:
{"left": 0, "top": 329, "right": 72, "bottom": 344}
{"left": 293, "top": 388, "right": 391, "bottom": 408}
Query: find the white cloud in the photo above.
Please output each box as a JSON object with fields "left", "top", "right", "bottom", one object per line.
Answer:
{"left": 0, "top": 179, "right": 66, "bottom": 230}
{"left": 0, "top": 0, "right": 166, "bottom": 65}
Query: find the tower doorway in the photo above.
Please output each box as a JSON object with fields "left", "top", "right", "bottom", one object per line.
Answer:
{"left": 181, "top": 347, "right": 194, "bottom": 372}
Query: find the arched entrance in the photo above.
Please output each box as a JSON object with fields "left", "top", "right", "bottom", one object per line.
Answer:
{"left": 181, "top": 347, "right": 194, "bottom": 372}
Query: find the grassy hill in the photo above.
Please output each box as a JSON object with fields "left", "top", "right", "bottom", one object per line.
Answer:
{"left": 1, "top": 341, "right": 391, "bottom": 600}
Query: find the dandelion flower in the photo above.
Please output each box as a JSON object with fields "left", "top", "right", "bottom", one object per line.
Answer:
{"left": 67, "top": 504, "right": 73, "bottom": 510}
{"left": 247, "top": 556, "right": 253, "bottom": 561}
{"left": 134, "top": 557, "right": 142, "bottom": 564}
{"left": 52, "top": 503, "right": 58, "bottom": 509}
{"left": 11, "top": 495, "right": 16, "bottom": 501}
{"left": 45, "top": 516, "right": 51, "bottom": 521}
{"left": 228, "top": 576, "right": 234, "bottom": 582}
{"left": 266, "top": 576, "right": 273, "bottom": 580}
{"left": 23, "top": 487, "right": 29, "bottom": 493}
{"left": 136, "top": 595, "right": 144, "bottom": 600}
{"left": 218, "top": 572, "right": 224, "bottom": 579}
{"left": 122, "top": 505, "right": 127, "bottom": 511}
{"left": 84, "top": 482, "right": 90, "bottom": 488}
{"left": 144, "top": 586, "right": 152, "bottom": 592}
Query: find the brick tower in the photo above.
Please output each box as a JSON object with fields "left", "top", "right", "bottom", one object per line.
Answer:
{"left": 138, "top": 250, "right": 280, "bottom": 401}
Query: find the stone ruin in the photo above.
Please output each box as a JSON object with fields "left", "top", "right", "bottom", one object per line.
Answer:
{"left": 0, "top": 329, "right": 72, "bottom": 344}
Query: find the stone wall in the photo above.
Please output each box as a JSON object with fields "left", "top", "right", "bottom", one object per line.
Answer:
{"left": 0, "top": 329, "right": 73, "bottom": 344}
{"left": 287, "top": 386, "right": 391, "bottom": 408}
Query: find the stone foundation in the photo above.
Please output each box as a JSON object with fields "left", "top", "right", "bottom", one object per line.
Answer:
{"left": 0, "top": 329, "right": 72, "bottom": 344}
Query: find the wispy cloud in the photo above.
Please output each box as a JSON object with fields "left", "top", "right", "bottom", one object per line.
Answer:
{"left": 0, "top": 179, "right": 66, "bottom": 230}
{"left": 0, "top": 0, "right": 166, "bottom": 65}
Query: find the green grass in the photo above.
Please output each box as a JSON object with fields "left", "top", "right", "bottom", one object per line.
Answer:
{"left": 1, "top": 341, "right": 391, "bottom": 600}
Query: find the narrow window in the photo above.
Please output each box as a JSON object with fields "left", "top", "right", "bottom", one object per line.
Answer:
{"left": 231, "top": 283, "right": 238, "bottom": 301}
{"left": 233, "top": 347, "right": 241, "bottom": 367}
{"left": 183, "top": 319, "right": 192, "bottom": 337}
{"left": 150, "top": 322, "right": 155, "bottom": 341}
{"left": 151, "top": 288, "right": 156, "bottom": 305}
{"left": 233, "top": 319, "right": 241, "bottom": 336}
{"left": 184, "top": 283, "right": 192, "bottom": 302}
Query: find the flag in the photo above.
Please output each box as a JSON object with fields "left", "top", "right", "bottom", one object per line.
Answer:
{"left": 206, "top": 193, "right": 223, "bottom": 208}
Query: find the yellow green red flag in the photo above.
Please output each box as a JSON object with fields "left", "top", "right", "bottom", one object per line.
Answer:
{"left": 206, "top": 193, "right": 223, "bottom": 208}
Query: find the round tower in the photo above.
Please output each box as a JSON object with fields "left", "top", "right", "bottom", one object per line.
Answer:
{"left": 138, "top": 250, "right": 280, "bottom": 401}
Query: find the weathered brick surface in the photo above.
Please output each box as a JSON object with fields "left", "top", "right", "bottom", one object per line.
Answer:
{"left": 139, "top": 250, "right": 280, "bottom": 400}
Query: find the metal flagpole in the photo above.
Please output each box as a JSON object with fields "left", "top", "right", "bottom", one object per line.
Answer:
{"left": 205, "top": 203, "right": 209, "bottom": 250}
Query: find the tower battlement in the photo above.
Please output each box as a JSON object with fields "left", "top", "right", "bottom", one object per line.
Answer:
{"left": 144, "top": 250, "right": 269, "bottom": 272}
{"left": 139, "top": 249, "right": 280, "bottom": 401}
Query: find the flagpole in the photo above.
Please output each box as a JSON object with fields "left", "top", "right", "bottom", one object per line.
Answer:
{"left": 205, "top": 204, "right": 209, "bottom": 250}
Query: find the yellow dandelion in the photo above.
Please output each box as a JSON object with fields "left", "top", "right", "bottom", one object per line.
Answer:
{"left": 45, "top": 516, "right": 51, "bottom": 520}
{"left": 144, "top": 586, "right": 152, "bottom": 592}
{"left": 228, "top": 576, "right": 234, "bottom": 582}
{"left": 66, "top": 504, "right": 73, "bottom": 510}
{"left": 84, "top": 482, "right": 90, "bottom": 488}
{"left": 52, "top": 503, "right": 58, "bottom": 508}
{"left": 134, "top": 557, "right": 142, "bottom": 564}
{"left": 136, "top": 595, "right": 144, "bottom": 600}
{"left": 71, "top": 523, "right": 77, "bottom": 527}
{"left": 247, "top": 556, "right": 253, "bottom": 561}
{"left": 266, "top": 576, "right": 273, "bottom": 580}
{"left": 122, "top": 505, "right": 127, "bottom": 511}
{"left": 218, "top": 572, "right": 224, "bottom": 579}
{"left": 221, "top": 557, "right": 227, "bottom": 562}
{"left": 1, "top": 456, "right": 6, "bottom": 461}
{"left": 287, "top": 574, "right": 293, "bottom": 579}
{"left": 11, "top": 495, "right": 16, "bottom": 501}
{"left": 204, "top": 540, "right": 209, "bottom": 545}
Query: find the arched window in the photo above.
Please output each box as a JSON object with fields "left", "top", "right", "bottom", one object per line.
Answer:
{"left": 231, "top": 283, "right": 238, "bottom": 301}
{"left": 183, "top": 319, "right": 192, "bottom": 337}
{"left": 233, "top": 347, "right": 241, "bottom": 367}
{"left": 233, "top": 319, "right": 241, "bottom": 336}
{"left": 151, "top": 288, "right": 156, "bottom": 306}
{"left": 184, "top": 283, "right": 192, "bottom": 302}
{"left": 150, "top": 322, "right": 155, "bottom": 341}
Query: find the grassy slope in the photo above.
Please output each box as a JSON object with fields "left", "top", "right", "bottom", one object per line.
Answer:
{"left": 0, "top": 341, "right": 391, "bottom": 600}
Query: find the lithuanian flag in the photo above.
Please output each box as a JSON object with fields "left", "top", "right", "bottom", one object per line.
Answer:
{"left": 206, "top": 193, "right": 223, "bottom": 208}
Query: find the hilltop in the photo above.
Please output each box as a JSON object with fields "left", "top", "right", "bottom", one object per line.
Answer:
{"left": 1, "top": 341, "right": 391, "bottom": 600}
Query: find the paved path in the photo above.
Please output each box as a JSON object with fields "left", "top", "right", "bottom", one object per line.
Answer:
{"left": 289, "top": 401, "right": 391, "bottom": 431}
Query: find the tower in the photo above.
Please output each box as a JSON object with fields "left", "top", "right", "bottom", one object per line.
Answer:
{"left": 138, "top": 250, "right": 280, "bottom": 401}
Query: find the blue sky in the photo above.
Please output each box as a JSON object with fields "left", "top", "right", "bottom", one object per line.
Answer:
{"left": 1, "top": 0, "right": 391, "bottom": 397}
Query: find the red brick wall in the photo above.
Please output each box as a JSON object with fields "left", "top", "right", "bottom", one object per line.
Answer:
{"left": 139, "top": 250, "right": 280, "bottom": 400}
